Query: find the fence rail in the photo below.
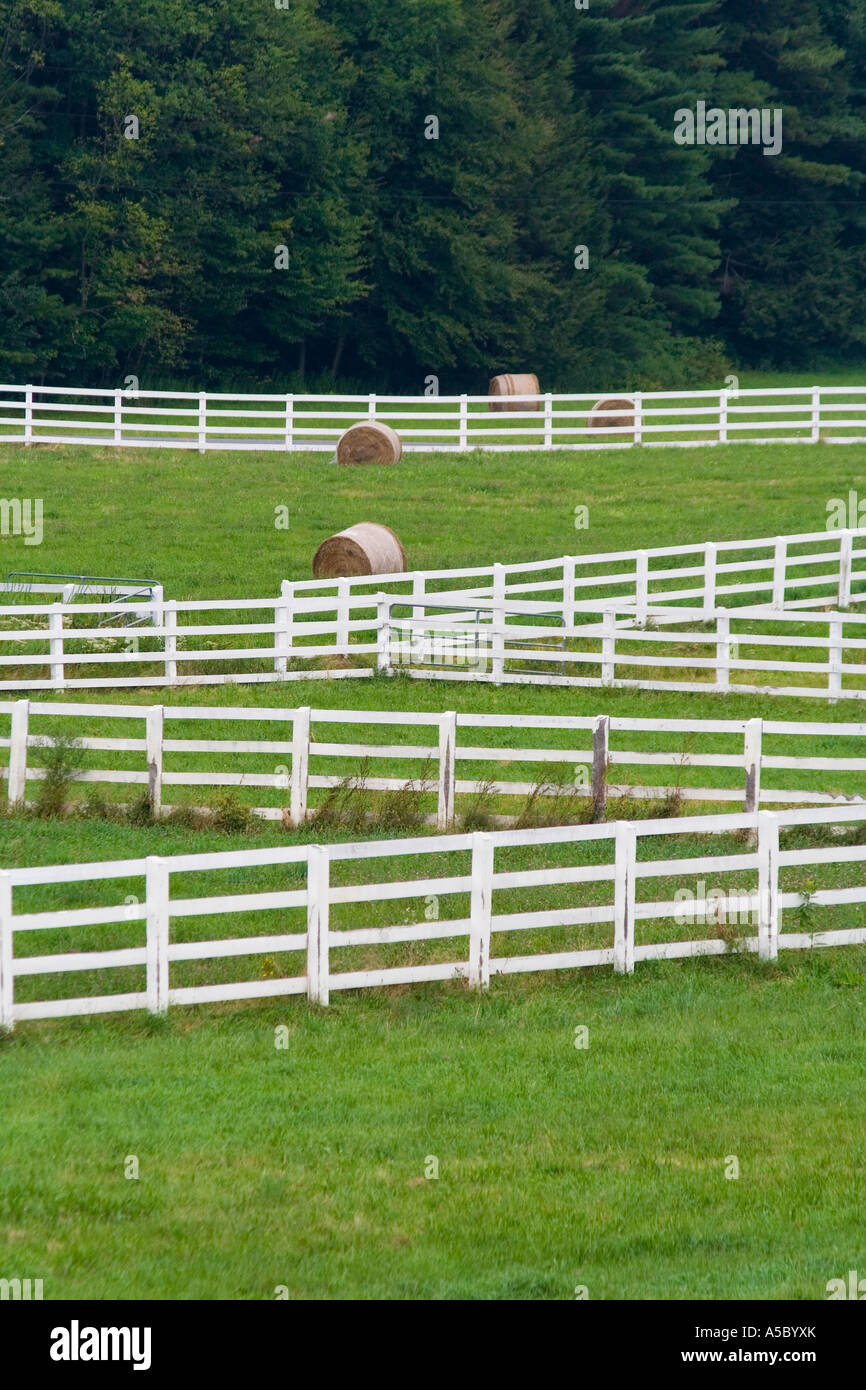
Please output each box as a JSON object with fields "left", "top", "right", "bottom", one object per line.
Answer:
{"left": 3, "top": 803, "right": 866, "bottom": 1028}
{"left": 5, "top": 699, "right": 866, "bottom": 824}
{"left": 0, "top": 527, "right": 862, "bottom": 696}
{"left": 1, "top": 383, "right": 865, "bottom": 452}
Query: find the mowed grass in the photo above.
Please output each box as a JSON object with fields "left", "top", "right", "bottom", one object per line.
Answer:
{"left": 1, "top": 956, "right": 865, "bottom": 1300}
{"left": 0, "top": 436, "right": 864, "bottom": 599}
{"left": 2, "top": 407, "right": 866, "bottom": 1300}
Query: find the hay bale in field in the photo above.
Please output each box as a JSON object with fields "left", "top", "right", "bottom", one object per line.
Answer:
{"left": 336, "top": 419, "right": 402, "bottom": 465}
{"left": 488, "top": 373, "right": 541, "bottom": 412}
{"left": 588, "top": 396, "right": 635, "bottom": 431}
{"left": 312, "top": 523, "right": 407, "bottom": 578}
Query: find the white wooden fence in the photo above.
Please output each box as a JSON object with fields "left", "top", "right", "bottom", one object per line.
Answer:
{"left": 0, "top": 527, "right": 862, "bottom": 695}
{"left": 3, "top": 802, "right": 866, "bottom": 1028}
{"left": 1, "top": 383, "right": 865, "bottom": 452}
{"left": 5, "top": 699, "right": 866, "bottom": 824}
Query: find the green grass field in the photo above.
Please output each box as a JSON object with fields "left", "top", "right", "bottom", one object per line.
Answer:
{"left": 2, "top": 393, "right": 866, "bottom": 1300}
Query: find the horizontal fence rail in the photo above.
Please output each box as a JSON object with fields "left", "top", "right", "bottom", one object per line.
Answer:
{"left": 0, "top": 527, "right": 862, "bottom": 696}
{"left": 3, "top": 804, "right": 866, "bottom": 1028}
{"left": 1, "top": 384, "right": 865, "bottom": 452}
{"left": 4, "top": 700, "right": 866, "bottom": 824}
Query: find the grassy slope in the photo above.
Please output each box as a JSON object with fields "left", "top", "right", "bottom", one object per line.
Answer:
{"left": 2, "top": 393, "right": 866, "bottom": 1300}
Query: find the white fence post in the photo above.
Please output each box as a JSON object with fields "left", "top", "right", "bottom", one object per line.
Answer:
{"left": 0, "top": 870, "right": 14, "bottom": 1032}
{"left": 285, "top": 393, "right": 293, "bottom": 451}
{"left": 49, "top": 603, "right": 65, "bottom": 686}
{"left": 146, "top": 705, "right": 164, "bottom": 818}
{"left": 459, "top": 394, "right": 468, "bottom": 450}
{"left": 163, "top": 600, "right": 178, "bottom": 683}
{"left": 772, "top": 537, "right": 787, "bottom": 609}
{"left": 306, "top": 845, "right": 330, "bottom": 1006}
{"left": 601, "top": 608, "right": 616, "bottom": 686}
{"left": 145, "top": 855, "right": 170, "bottom": 1014}
{"left": 757, "top": 811, "right": 779, "bottom": 962}
{"left": 290, "top": 706, "right": 311, "bottom": 827}
{"left": 635, "top": 551, "right": 648, "bottom": 625}
{"left": 113, "top": 388, "right": 123, "bottom": 445}
{"left": 7, "top": 698, "right": 29, "bottom": 806}
{"left": 838, "top": 529, "right": 853, "bottom": 608}
{"left": 703, "top": 542, "right": 717, "bottom": 617}
{"left": 562, "top": 556, "right": 575, "bottom": 629}
{"left": 376, "top": 593, "right": 392, "bottom": 673}
{"left": 719, "top": 389, "right": 727, "bottom": 444}
{"left": 811, "top": 385, "right": 821, "bottom": 443}
{"left": 613, "top": 821, "right": 636, "bottom": 974}
{"left": 198, "top": 392, "right": 207, "bottom": 453}
{"left": 411, "top": 570, "right": 425, "bottom": 625}
{"left": 492, "top": 563, "right": 506, "bottom": 685}
{"left": 543, "top": 393, "right": 553, "bottom": 448}
{"left": 368, "top": 392, "right": 376, "bottom": 419}
{"left": 633, "top": 392, "right": 642, "bottom": 445}
{"left": 336, "top": 577, "right": 350, "bottom": 653}
{"left": 592, "top": 713, "right": 609, "bottom": 821}
{"left": 275, "top": 579, "right": 293, "bottom": 675}
{"left": 828, "top": 616, "right": 843, "bottom": 703}
{"left": 468, "top": 832, "right": 493, "bottom": 990}
{"left": 716, "top": 611, "right": 730, "bottom": 692}
{"left": 437, "top": 710, "right": 456, "bottom": 830}
{"left": 744, "top": 717, "right": 762, "bottom": 814}
{"left": 24, "top": 385, "right": 33, "bottom": 446}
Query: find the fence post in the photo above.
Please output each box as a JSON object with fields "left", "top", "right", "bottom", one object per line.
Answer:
{"left": 459, "top": 394, "right": 468, "bottom": 450}
{"left": 828, "top": 616, "right": 843, "bottom": 703}
{"left": 543, "top": 393, "right": 553, "bottom": 448}
{"left": 772, "top": 537, "right": 787, "bottom": 609}
{"left": 601, "top": 608, "right": 616, "bottom": 686}
{"left": 146, "top": 705, "right": 164, "bottom": 819}
{"left": 592, "top": 714, "right": 609, "bottom": 821}
{"left": 49, "top": 603, "right": 65, "bottom": 686}
{"left": 633, "top": 392, "right": 642, "bottom": 446}
{"left": 468, "top": 833, "right": 493, "bottom": 990}
{"left": 275, "top": 579, "right": 293, "bottom": 675}
{"left": 838, "top": 529, "right": 853, "bottom": 608}
{"left": 7, "top": 698, "right": 29, "bottom": 807}
{"left": 437, "top": 710, "right": 456, "bottom": 831}
{"left": 163, "top": 600, "right": 178, "bottom": 683}
{"left": 368, "top": 392, "right": 376, "bottom": 419}
{"left": 703, "top": 542, "right": 717, "bottom": 617}
{"left": 562, "top": 556, "right": 575, "bottom": 629}
{"left": 198, "top": 392, "right": 207, "bottom": 453}
{"left": 113, "top": 388, "right": 123, "bottom": 445}
{"left": 0, "top": 870, "right": 14, "bottom": 1032}
{"left": 376, "top": 593, "right": 392, "bottom": 674}
{"left": 635, "top": 551, "right": 648, "bottom": 625}
{"left": 145, "top": 855, "right": 170, "bottom": 1015}
{"left": 24, "top": 385, "right": 33, "bottom": 446}
{"left": 492, "top": 563, "right": 506, "bottom": 685}
{"left": 719, "top": 389, "right": 727, "bottom": 444}
{"left": 811, "top": 385, "right": 821, "bottom": 443}
{"left": 757, "top": 811, "right": 779, "bottom": 962}
{"left": 716, "top": 610, "right": 730, "bottom": 692}
{"left": 306, "top": 845, "right": 330, "bottom": 1006}
{"left": 285, "top": 393, "right": 293, "bottom": 451}
{"left": 336, "top": 577, "right": 350, "bottom": 653}
{"left": 613, "top": 821, "right": 636, "bottom": 975}
{"left": 290, "top": 706, "right": 311, "bottom": 827}
{"left": 744, "top": 717, "right": 762, "bottom": 815}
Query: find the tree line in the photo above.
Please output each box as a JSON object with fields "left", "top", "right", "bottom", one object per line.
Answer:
{"left": 1, "top": 0, "right": 864, "bottom": 392}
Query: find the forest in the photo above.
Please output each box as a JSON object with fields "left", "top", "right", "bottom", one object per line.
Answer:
{"left": 0, "top": 0, "right": 864, "bottom": 391}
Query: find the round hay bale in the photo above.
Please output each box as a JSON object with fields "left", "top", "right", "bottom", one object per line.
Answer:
{"left": 488, "top": 373, "right": 541, "bottom": 413}
{"left": 588, "top": 396, "right": 635, "bottom": 431}
{"left": 336, "top": 420, "right": 402, "bottom": 466}
{"left": 312, "top": 523, "right": 407, "bottom": 579}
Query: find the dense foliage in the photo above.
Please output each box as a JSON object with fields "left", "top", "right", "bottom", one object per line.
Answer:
{"left": 1, "top": 0, "right": 864, "bottom": 390}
